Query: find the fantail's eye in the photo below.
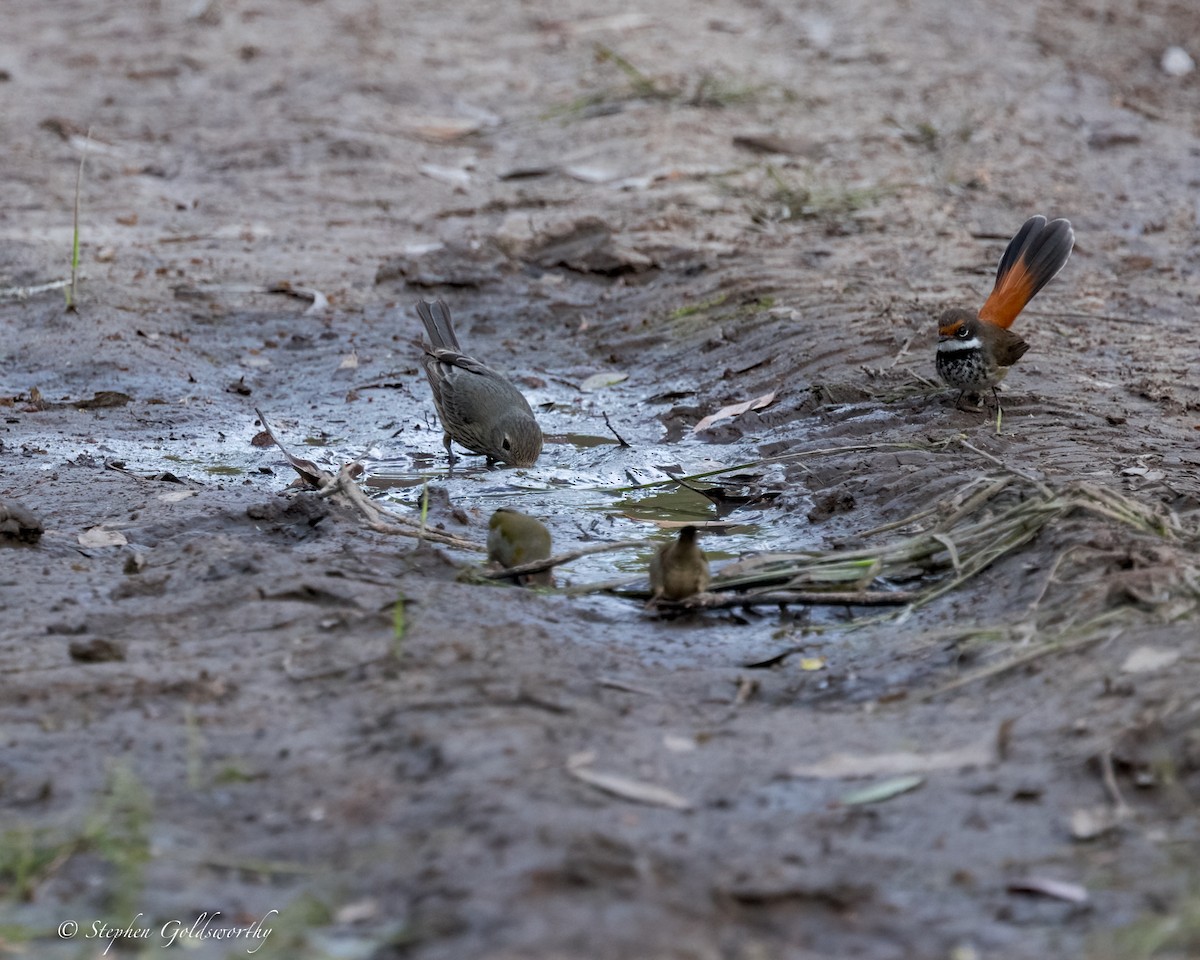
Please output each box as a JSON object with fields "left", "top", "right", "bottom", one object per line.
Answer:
{"left": 956, "top": 326, "right": 971, "bottom": 339}
{"left": 502, "top": 436, "right": 512, "bottom": 450}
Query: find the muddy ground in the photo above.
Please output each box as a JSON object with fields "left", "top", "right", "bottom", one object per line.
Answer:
{"left": 2, "top": 0, "right": 1200, "bottom": 958}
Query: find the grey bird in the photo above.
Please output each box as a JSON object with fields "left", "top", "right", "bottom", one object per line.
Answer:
{"left": 416, "top": 299, "right": 543, "bottom": 467}
{"left": 648, "top": 525, "right": 711, "bottom": 602}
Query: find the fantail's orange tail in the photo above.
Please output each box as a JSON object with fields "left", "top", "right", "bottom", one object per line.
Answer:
{"left": 978, "top": 216, "right": 1074, "bottom": 329}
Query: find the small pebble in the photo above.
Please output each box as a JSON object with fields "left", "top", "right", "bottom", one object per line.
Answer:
{"left": 1161, "top": 46, "right": 1195, "bottom": 77}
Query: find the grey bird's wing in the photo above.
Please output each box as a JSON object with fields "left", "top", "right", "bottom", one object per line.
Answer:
{"left": 424, "top": 347, "right": 499, "bottom": 379}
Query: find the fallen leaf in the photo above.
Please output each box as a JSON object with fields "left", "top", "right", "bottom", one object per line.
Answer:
{"left": 334, "top": 898, "right": 379, "bottom": 925}
{"left": 158, "top": 490, "right": 197, "bottom": 504}
{"left": 419, "top": 163, "right": 473, "bottom": 187}
{"left": 693, "top": 390, "right": 777, "bottom": 433}
{"left": 580, "top": 371, "right": 629, "bottom": 392}
{"left": 567, "top": 757, "right": 691, "bottom": 810}
{"left": 337, "top": 352, "right": 359, "bottom": 371}
{"left": 537, "top": 11, "right": 652, "bottom": 37}
{"left": 1006, "top": 876, "right": 1089, "bottom": 904}
{"left": 401, "top": 116, "right": 484, "bottom": 142}
{"left": 563, "top": 163, "right": 627, "bottom": 184}
{"left": 1069, "top": 805, "right": 1123, "bottom": 841}
{"left": 793, "top": 740, "right": 993, "bottom": 779}
{"left": 798, "top": 657, "right": 826, "bottom": 671}
{"left": 840, "top": 775, "right": 923, "bottom": 806}
{"left": 73, "top": 391, "right": 133, "bottom": 409}
{"left": 1120, "top": 646, "right": 1180, "bottom": 674}
{"left": 732, "top": 133, "right": 822, "bottom": 157}
{"left": 254, "top": 408, "right": 329, "bottom": 488}
{"left": 267, "top": 280, "right": 329, "bottom": 314}
{"left": 69, "top": 638, "right": 126, "bottom": 663}
{"left": 78, "top": 526, "right": 128, "bottom": 548}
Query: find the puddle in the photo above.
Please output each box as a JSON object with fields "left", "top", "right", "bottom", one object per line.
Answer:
{"left": 361, "top": 422, "right": 802, "bottom": 585}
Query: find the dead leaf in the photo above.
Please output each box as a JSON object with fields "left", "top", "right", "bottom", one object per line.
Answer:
{"left": 1069, "top": 805, "right": 1123, "bottom": 841}
{"left": 68, "top": 637, "right": 126, "bottom": 663}
{"left": 419, "top": 163, "right": 473, "bottom": 187}
{"left": 73, "top": 391, "right": 133, "bottom": 409}
{"left": 334, "top": 898, "right": 379, "bottom": 925}
{"left": 693, "top": 390, "right": 777, "bottom": 433}
{"left": 840, "top": 775, "right": 923, "bottom": 806}
{"left": 732, "top": 133, "right": 822, "bottom": 157}
{"left": 733, "top": 675, "right": 758, "bottom": 706}
{"left": 267, "top": 281, "right": 329, "bottom": 314}
{"left": 1120, "top": 646, "right": 1180, "bottom": 674}
{"left": 562, "top": 162, "right": 627, "bottom": 184}
{"left": 1006, "top": 876, "right": 1089, "bottom": 904}
{"left": 253, "top": 408, "right": 329, "bottom": 488}
{"left": 580, "top": 371, "right": 629, "bottom": 392}
{"left": 401, "top": 116, "right": 484, "bottom": 142}
{"left": 567, "top": 755, "right": 691, "bottom": 810}
{"left": 78, "top": 525, "right": 128, "bottom": 548}
{"left": 158, "top": 490, "right": 197, "bottom": 504}
{"left": 493, "top": 214, "right": 654, "bottom": 274}
{"left": 793, "top": 740, "right": 993, "bottom": 779}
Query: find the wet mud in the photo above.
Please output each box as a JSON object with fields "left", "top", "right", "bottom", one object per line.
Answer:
{"left": 2, "top": 1, "right": 1200, "bottom": 958}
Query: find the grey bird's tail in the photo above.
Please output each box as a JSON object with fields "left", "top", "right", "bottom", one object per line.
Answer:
{"left": 416, "top": 299, "right": 461, "bottom": 351}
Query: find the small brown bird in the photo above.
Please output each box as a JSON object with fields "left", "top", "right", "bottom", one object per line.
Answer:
{"left": 487, "top": 508, "right": 553, "bottom": 587}
{"left": 417, "top": 299, "right": 543, "bottom": 467}
{"left": 648, "top": 525, "right": 710, "bottom": 602}
{"left": 936, "top": 215, "right": 1075, "bottom": 407}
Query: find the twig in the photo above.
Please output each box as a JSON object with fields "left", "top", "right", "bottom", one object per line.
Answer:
{"left": 912, "top": 617, "right": 1126, "bottom": 701}
{"left": 66, "top": 129, "right": 90, "bottom": 312}
{"left": 1098, "top": 748, "right": 1132, "bottom": 819}
{"left": 933, "top": 476, "right": 1013, "bottom": 532}
{"left": 639, "top": 588, "right": 920, "bottom": 610}
{"left": 956, "top": 438, "right": 1004, "bottom": 468}
{"left": 255, "top": 408, "right": 328, "bottom": 488}
{"left": 0, "top": 277, "right": 78, "bottom": 301}
{"left": 602, "top": 410, "right": 631, "bottom": 447}
{"left": 1026, "top": 548, "right": 1072, "bottom": 613}
{"left": 480, "top": 539, "right": 644, "bottom": 580}
{"left": 327, "top": 465, "right": 482, "bottom": 551}
{"left": 418, "top": 480, "right": 430, "bottom": 543}
{"left": 857, "top": 505, "right": 940, "bottom": 538}
{"left": 597, "top": 677, "right": 659, "bottom": 697}
{"left": 956, "top": 441, "right": 1053, "bottom": 497}
{"left": 559, "top": 576, "right": 645, "bottom": 596}
{"left": 889, "top": 334, "right": 914, "bottom": 367}
{"left": 254, "top": 408, "right": 482, "bottom": 551}
{"left": 603, "top": 440, "right": 955, "bottom": 494}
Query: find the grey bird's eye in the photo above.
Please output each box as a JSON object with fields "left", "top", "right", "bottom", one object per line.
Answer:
{"left": 502, "top": 436, "right": 512, "bottom": 450}
{"left": 956, "top": 326, "right": 971, "bottom": 339}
